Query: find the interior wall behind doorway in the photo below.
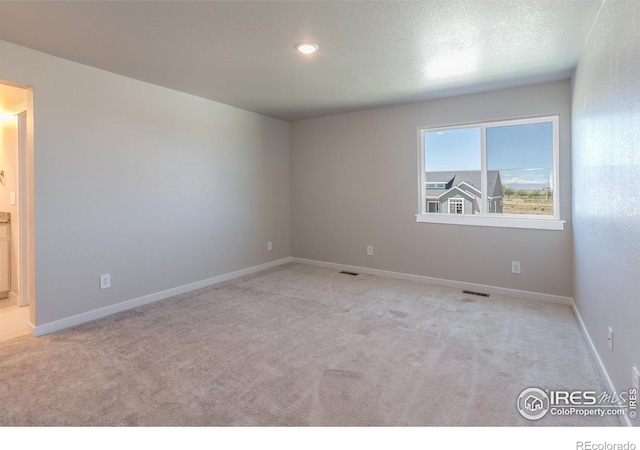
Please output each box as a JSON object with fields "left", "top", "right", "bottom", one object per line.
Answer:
{"left": 0, "top": 83, "right": 28, "bottom": 305}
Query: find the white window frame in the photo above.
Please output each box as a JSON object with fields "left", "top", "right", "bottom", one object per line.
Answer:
{"left": 416, "top": 115, "right": 565, "bottom": 231}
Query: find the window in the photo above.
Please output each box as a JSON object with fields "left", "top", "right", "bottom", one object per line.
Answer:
{"left": 448, "top": 198, "right": 463, "bottom": 214}
{"left": 427, "top": 201, "right": 440, "bottom": 213}
{"left": 416, "top": 116, "right": 564, "bottom": 230}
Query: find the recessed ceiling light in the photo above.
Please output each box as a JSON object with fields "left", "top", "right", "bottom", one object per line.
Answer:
{"left": 295, "top": 43, "right": 318, "bottom": 54}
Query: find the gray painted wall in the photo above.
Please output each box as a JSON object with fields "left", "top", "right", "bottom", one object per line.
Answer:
{"left": 291, "top": 80, "right": 573, "bottom": 297}
{"left": 0, "top": 39, "right": 290, "bottom": 326}
{"left": 572, "top": 0, "right": 639, "bottom": 423}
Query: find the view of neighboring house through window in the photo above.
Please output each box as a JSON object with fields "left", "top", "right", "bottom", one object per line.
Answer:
{"left": 427, "top": 201, "right": 440, "bottom": 213}
{"left": 448, "top": 198, "right": 463, "bottom": 214}
{"left": 420, "top": 116, "right": 558, "bottom": 219}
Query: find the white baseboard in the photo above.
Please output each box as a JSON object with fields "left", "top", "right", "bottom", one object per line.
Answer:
{"left": 571, "top": 300, "right": 631, "bottom": 427}
{"left": 33, "top": 255, "right": 572, "bottom": 336}
{"left": 291, "top": 257, "right": 573, "bottom": 306}
{"left": 33, "top": 258, "right": 292, "bottom": 337}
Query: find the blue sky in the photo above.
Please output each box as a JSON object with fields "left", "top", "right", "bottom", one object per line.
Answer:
{"left": 425, "top": 127, "right": 481, "bottom": 171}
{"left": 424, "top": 122, "right": 553, "bottom": 188}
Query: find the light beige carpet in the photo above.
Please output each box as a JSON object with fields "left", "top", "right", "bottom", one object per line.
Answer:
{"left": 0, "top": 263, "right": 619, "bottom": 426}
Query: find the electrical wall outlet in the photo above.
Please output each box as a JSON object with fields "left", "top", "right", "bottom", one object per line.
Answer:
{"left": 511, "top": 261, "right": 521, "bottom": 274}
{"left": 99, "top": 273, "right": 111, "bottom": 290}
{"left": 607, "top": 327, "right": 613, "bottom": 352}
{"left": 267, "top": 241, "right": 272, "bottom": 251}
{"left": 366, "top": 245, "right": 373, "bottom": 256}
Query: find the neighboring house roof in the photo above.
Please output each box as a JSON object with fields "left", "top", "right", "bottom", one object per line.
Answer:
{"left": 425, "top": 170, "right": 503, "bottom": 199}
{"left": 437, "top": 186, "right": 476, "bottom": 202}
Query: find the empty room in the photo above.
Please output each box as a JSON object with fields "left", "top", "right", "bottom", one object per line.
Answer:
{"left": 0, "top": 0, "right": 638, "bottom": 438}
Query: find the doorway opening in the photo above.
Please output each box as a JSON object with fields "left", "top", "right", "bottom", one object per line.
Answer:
{"left": 0, "top": 80, "right": 35, "bottom": 342}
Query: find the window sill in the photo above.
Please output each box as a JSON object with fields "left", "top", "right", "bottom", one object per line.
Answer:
{"left": 415, "top": 214, "right": 565, "bottom": 230}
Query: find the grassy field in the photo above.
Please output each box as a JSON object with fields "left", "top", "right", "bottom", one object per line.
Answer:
{"left": 503, "top": 198, "right": 553, "bottom": 215}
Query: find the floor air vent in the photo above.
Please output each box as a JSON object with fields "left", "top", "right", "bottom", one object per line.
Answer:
{"left": 340, "top": 271, "right": 359, "bottom": 276}
{"left": 462, "top": 290, "right": 490, "bottom": 297}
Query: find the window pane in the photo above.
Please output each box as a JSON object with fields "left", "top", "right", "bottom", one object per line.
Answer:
{"left": 449, "top": 198, "right": 463, "bottom": 214}
{"left": 424, "top": 127, "right": 481, "bottom": 214}
{"left": 425, "top": 128, "right": 481, "bottom": 172}
{"left": 486, "top": 122, "right": 554, "bottom": 216}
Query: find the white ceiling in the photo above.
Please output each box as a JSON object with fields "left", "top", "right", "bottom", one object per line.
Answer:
{"left": 0, "top": 1, "right": 603, "bottom": 121}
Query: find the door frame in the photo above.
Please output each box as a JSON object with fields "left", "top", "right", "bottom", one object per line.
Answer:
{"left": 15, "top": 86, "right": 35, "bottom": 325}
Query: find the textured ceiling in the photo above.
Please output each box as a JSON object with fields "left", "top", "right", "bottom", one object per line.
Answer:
{"left": 0, "top": 1, "right": 603, "bottom": 121}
